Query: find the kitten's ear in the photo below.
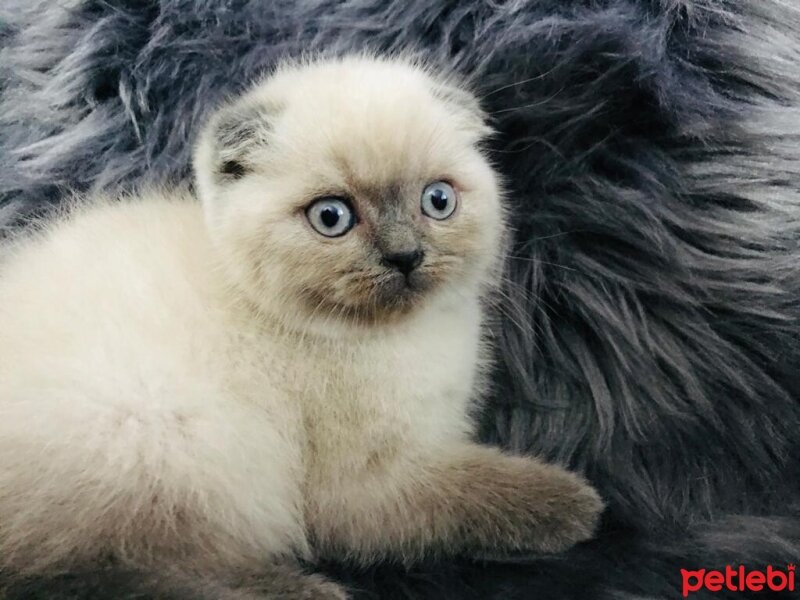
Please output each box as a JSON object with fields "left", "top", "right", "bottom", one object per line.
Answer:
{"left": 202, "top": 98, "right": 279, "bottom": 182}
{"left": 431, "top": 81, "right": 493, "bottom": 141}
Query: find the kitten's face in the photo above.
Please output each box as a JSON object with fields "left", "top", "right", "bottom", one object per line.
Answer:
{"left": 195, "top": 57, "right": 504, "bottom": 329}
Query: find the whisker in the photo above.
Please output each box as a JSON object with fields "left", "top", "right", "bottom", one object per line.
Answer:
{"left": 490, "top": 286, "right": 530, "bottom": 336}
{"left": 498, "top": 273, "right": 565, "bottom": 322}
{"left": 527, "top": 230, "right": 585, "bottom": 242}
{"left": 506, "top": 255, "right": 578, "bottom": 272}
{"left": 514, "top": 229, "right": 587, "bottom": 246}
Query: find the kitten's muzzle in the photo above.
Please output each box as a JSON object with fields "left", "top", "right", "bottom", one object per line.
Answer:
{"left": 381, "top": 249, "right": 424, "bottom": 277}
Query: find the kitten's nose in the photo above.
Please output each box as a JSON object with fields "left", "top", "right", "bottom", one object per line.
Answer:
{"left": 382, "top": 249, "right": 424, "bottom": 276}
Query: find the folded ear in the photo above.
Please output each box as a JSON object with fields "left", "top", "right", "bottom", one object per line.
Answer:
{"left": 202, "top": 97, "right": 280, "bottom": 182}
{"left": 430, "top": 80, "right": 493, "bottom": 141}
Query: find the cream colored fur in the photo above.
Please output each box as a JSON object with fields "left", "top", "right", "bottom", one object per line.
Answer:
{"left": 0, "top": 56, "right": 601, "bottom": 597}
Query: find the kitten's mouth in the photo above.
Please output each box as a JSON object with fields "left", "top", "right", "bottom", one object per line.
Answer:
{"left": 374, "top": 268, "right": 435, "bottom": 301}
{"left": 302, "top": 271, "right": 436, "bottom": 326}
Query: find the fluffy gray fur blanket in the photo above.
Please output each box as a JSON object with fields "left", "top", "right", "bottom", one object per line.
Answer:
{"left": 1, "top": 1, "right": 799, "bottom": 598}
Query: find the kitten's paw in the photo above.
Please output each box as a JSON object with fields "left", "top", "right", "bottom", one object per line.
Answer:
{"left": 459, "top": 453, "right": 604, "bottom": 556}
{"left": 517, "top": 467, "right": 604, "bottom": 554}
{"left": 298, "top": 578, "right": 350, "bottom": 600}
{"left": 235, "top": 568, "right": 349, "bottom": 600}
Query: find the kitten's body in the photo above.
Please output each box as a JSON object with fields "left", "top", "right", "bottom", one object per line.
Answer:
{"left": 0, "top": 193, "right": 479, "bottom": 567}
{"left": 0, "top": 57, "right": 601, "bottom": 598}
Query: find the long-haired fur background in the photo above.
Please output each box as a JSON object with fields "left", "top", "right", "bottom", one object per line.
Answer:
{"left": 1, "top": 1, "right": 799, "bottom": 598}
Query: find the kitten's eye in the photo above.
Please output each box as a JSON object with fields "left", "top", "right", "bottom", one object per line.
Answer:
{"left": 306, "top": 198, "right": 356, "bottom": 237}
{"left": 421, "top": 181, "right": 457, "bottom": 220}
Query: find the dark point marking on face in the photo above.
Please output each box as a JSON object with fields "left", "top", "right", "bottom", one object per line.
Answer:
{"left": 376, "top": 220, "right": 421, "bottom": 264}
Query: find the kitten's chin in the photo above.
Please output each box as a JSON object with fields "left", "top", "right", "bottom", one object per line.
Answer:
{"left": 300, "top": 272, "right": 439, "bottom": 328}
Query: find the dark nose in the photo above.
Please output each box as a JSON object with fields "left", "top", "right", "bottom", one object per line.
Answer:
{"left": 382, "top": 249, "right": 424, "bottom": 276}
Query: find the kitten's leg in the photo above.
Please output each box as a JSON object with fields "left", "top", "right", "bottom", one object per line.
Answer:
{"left": 1, "top": 563, "right": 349, "bottom": 600}
{"left": 161, "top": 563, "right": 349, "bottom": 600}
{"left": 309, "top": 443, "right": 603, "bottom": 565}
{"left": 230, "top": 565, "right": 348, "bottom": 600}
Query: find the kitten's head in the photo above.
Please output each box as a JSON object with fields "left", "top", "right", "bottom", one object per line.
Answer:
{"left": 195, "top": 55, "right": 504, "bottom": 330}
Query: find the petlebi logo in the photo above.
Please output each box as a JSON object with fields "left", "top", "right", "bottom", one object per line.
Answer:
{"left": 681, "top": 564, "right": 796, "bottom": 596}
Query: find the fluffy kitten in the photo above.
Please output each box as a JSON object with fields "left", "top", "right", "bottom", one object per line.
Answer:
{"left": 0, "top": 56, "right": 602, "bottom": 598}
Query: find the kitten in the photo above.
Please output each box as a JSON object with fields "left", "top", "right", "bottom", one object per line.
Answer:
{"left": 0, "top": 55, "right": 602, "bottom": 598}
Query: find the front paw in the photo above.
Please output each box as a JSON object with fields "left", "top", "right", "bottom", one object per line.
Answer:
{"left": 300, "top": 579, "right": 350, "bottom": 600}
{"left": 514, "top": 464, "right": 603, "bottom": 554}
{"left": 458, "top": 452, "right": 604, "bottom": 556}
{"left": 235, "top": 568, "right": 350, "bottom": 600}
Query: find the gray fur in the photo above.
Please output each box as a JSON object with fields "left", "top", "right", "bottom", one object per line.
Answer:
{"left": 1, "top": 1, "right": 800, "bottom": 598}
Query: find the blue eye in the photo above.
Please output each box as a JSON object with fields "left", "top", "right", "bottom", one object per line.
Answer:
{"left": 306, "top": 198, "right": 355, "bottom": 237}
{"left": 421, "top": 181, "right": 457, "bottom": 220}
